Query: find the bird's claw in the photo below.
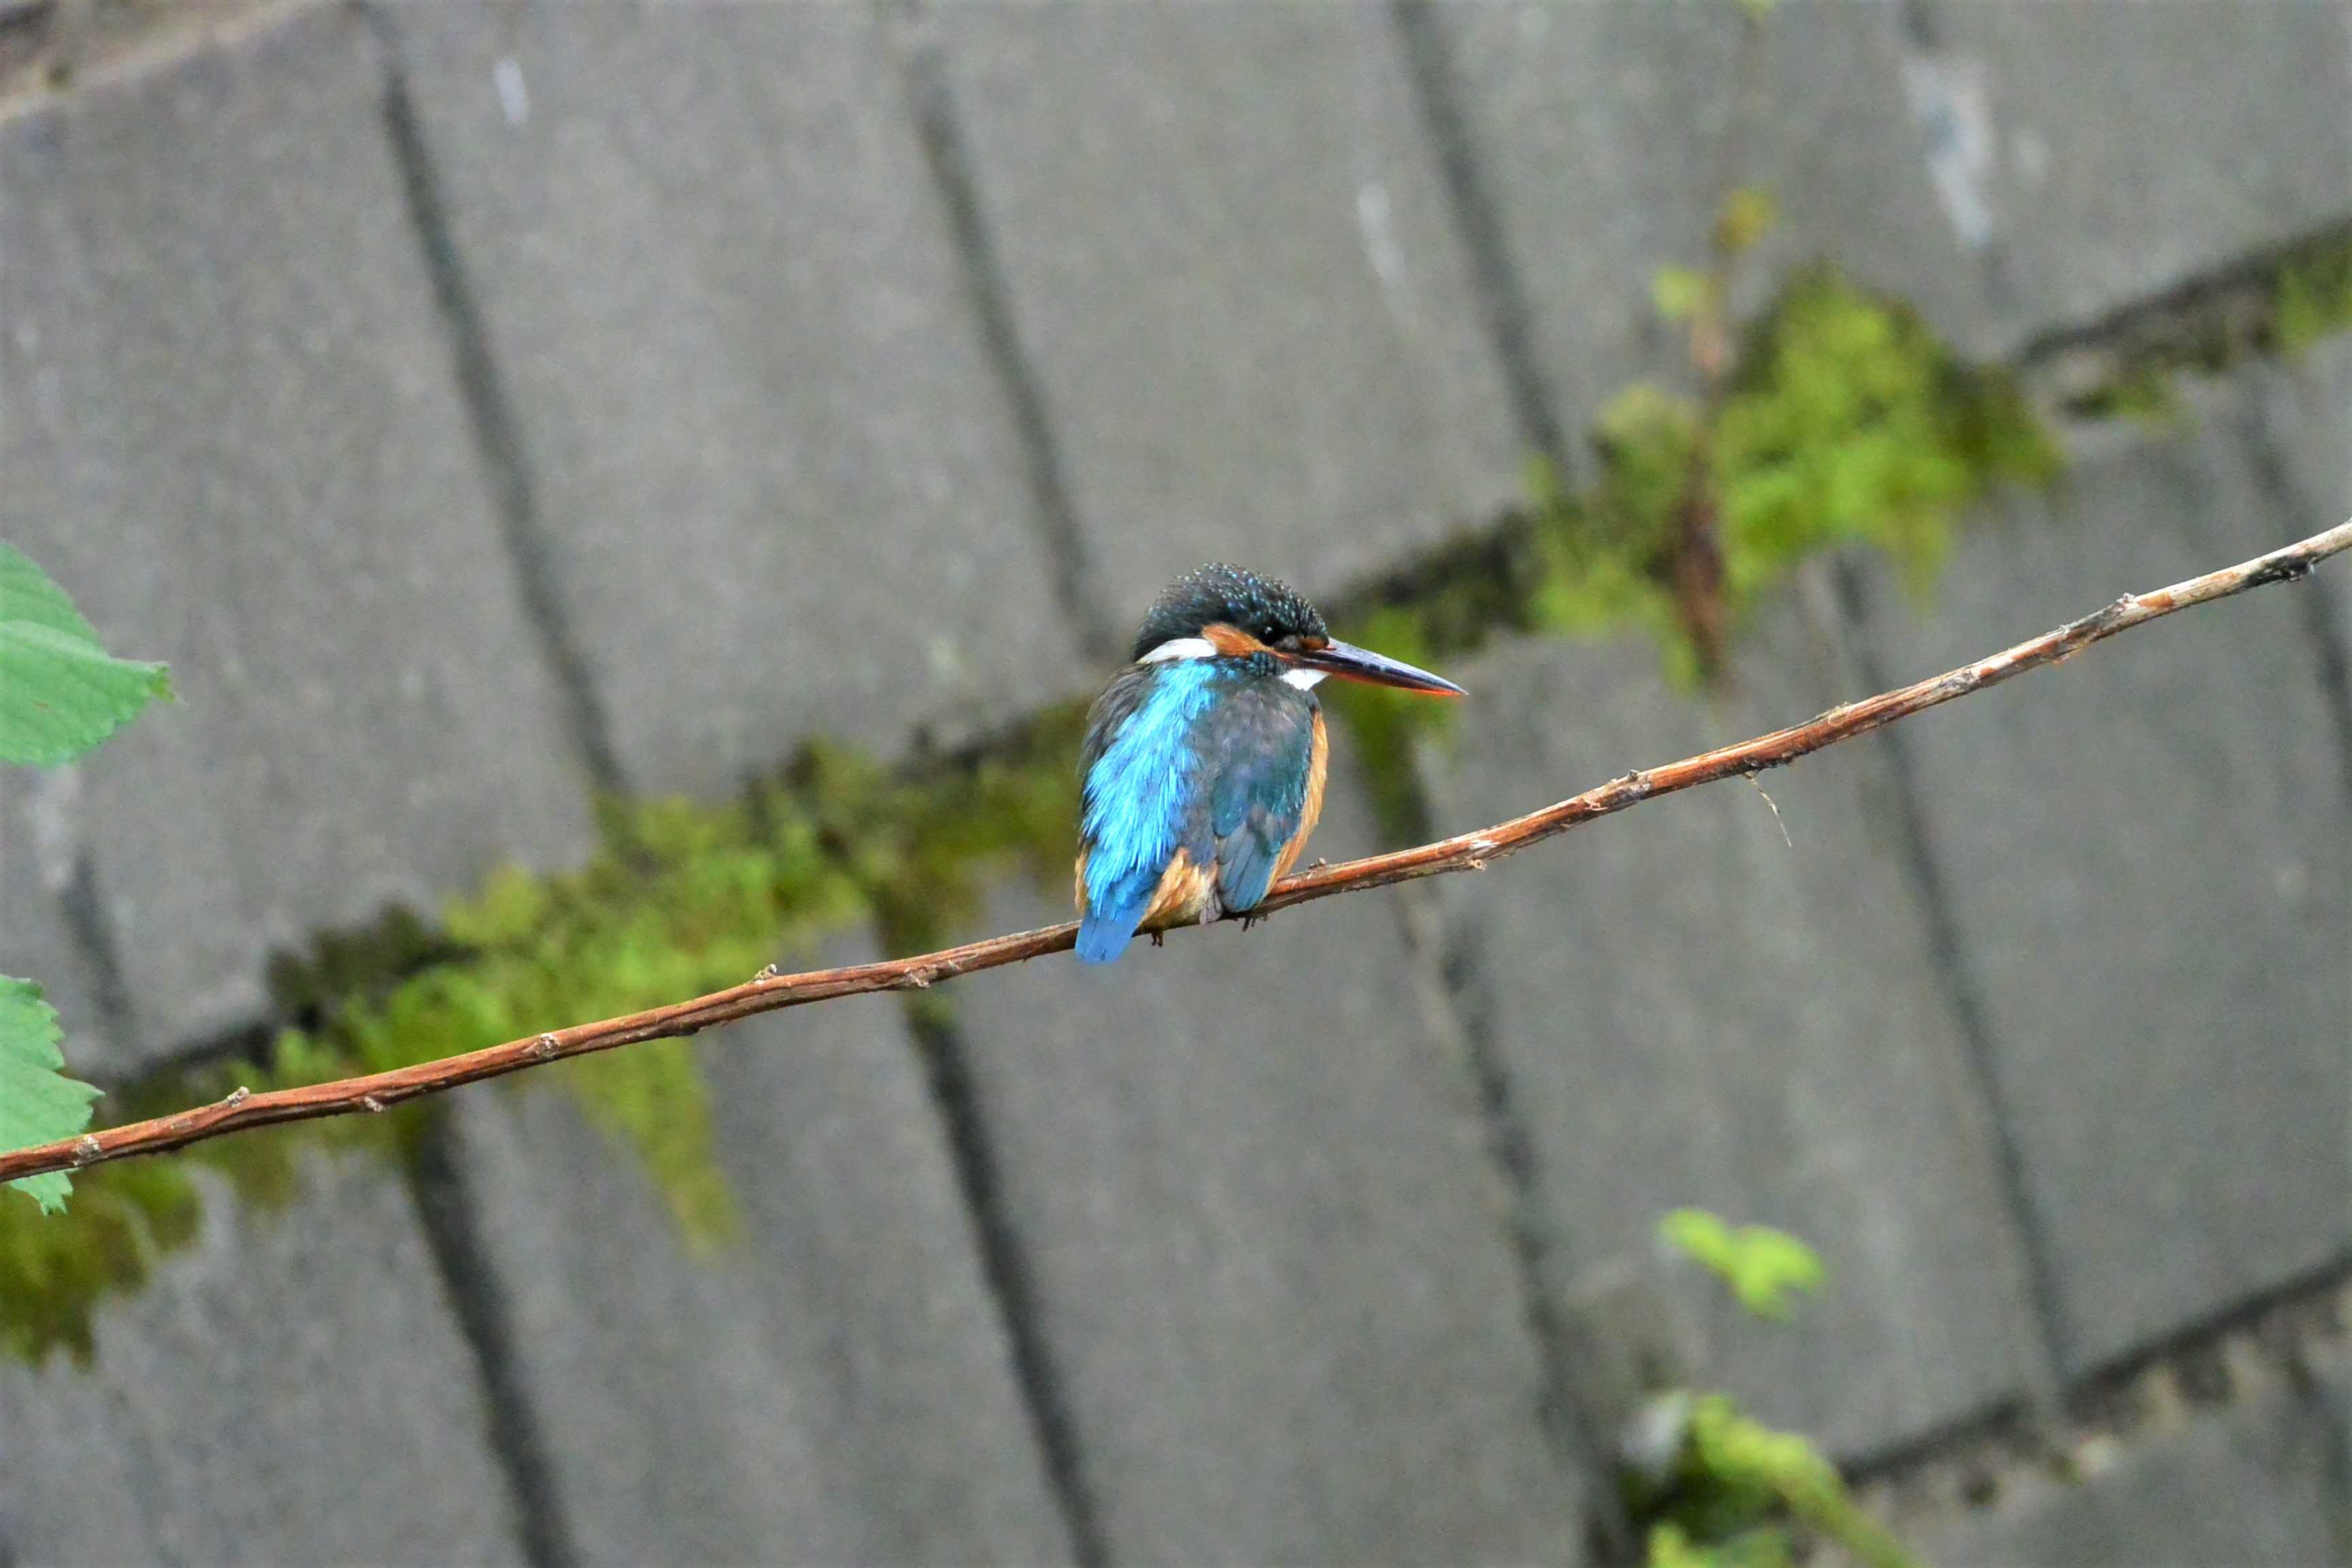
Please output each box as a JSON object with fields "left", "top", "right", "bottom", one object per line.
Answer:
{"left": 1149, "top": 930, "right": 1164, "bottom": 948}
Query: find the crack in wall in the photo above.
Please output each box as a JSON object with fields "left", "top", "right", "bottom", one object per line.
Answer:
{"left": 360, "top": 1, "right": 621, "bottom": 797}
{"left": 2234, "top": 365, "right": 2352, "bottom": 820}
{"left": 1387, "top": 0, "right": 1569, "bottom": 476}
{"left": 1407, "top": 887, "right": 1632, "bottom": 1563}
{"left": 56, "top": 849, "right": 136, "bottom": 1061}
{"left": 1831, "top": 558, "right": 2075, "bottom": 1407}
{"left": 405, "top": 1111, "right": 582, "bottom": 1568}
{"left": 886, "top": 0, "right": 1117, "bottom": 666}
{"left": 896, "top": 1000, "right": 1110, "bottom": 1568}
{"left": 1853, "top": 1254, "right": 2352, "bottom": 1533}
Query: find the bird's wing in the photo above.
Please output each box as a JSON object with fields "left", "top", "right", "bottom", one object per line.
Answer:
{"left": 1076, "top": 662, "right": 1216, "bottom": 960}
{"left": 1204, "top": 685, "right": 1322, "bottom": 915}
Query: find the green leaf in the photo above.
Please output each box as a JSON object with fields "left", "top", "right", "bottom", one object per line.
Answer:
{"left": 1653, "top": 265, "right": 1714, "bottom": 323}
{"left": 0, "top": 978, "right": 101, "bottom": 1214}
{"left": 1661, "top": 1209, "right": 1825, "bottom": 1320}
{"left": 0, "top": 542, "right": 173, "bottom": 766}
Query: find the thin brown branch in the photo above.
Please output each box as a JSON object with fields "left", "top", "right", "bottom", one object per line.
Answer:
{"left": 4, "top": 519, "right": 2348, "bottom": 1188}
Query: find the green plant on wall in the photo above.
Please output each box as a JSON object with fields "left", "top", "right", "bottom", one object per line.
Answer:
{"left": 0, "top": 702, "right": 1090, "bottom": 1361}
{"left": 0, "top": 543, "right": 174, "bottom": 1217}
{"left": 1633, "top": 1211, "right": 1918, "bottom": 1568}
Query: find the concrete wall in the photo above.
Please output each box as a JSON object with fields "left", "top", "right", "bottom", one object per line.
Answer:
{"left": 1, "top": 2, "right": 2347, "bottom": 1562}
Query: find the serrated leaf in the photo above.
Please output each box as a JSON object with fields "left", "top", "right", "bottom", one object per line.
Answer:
{"left": 0, "top": 542, "right": 173, "bottom": 766}
{"left": 0, "top": 978, "right": 101, "bottom": 1214}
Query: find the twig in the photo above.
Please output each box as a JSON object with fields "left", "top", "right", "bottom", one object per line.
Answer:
{"left": 2, "top": 519, "right": 2346, "bottom": 1188}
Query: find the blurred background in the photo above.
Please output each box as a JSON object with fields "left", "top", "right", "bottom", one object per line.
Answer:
{"left": 1, "top": 1, "right": 2349, "bottom": 1563}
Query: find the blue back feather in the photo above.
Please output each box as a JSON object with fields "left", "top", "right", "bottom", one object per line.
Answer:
{"left": 1076, "top": 662, "right": 1222, "bottom": 963}
{"left": 1075, "top": 660, "right": 1318, "bottom": 964}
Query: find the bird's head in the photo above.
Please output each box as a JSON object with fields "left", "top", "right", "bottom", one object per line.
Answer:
{"left": 1131, "top": 564, "right": 1467, "bottom": 696}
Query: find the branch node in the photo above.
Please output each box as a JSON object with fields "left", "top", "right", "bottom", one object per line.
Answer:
{"left": 220, "top": 1086, "right": 250, "bottom": 1111}
{"left": 0, "top": 516, "right": 2340, "bottom": 1188}
{"left": 753, "top": 962, "right": 780, "bottom": 981}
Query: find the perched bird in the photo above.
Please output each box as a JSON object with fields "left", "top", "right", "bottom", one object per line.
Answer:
{"left": 1075, "top": 564, "right": 1465, "bottom": 964}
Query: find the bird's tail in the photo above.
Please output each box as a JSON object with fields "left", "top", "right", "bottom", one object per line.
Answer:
{"left": 1075, "top": 903, "right": 1141, "bottom": 964}
{"left": 1075, "top": 866, "right": 1155, "bottom": 964}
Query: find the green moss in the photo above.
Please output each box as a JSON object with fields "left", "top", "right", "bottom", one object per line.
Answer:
{"left": 2045, "top": 223, "right": 2352, "bottom": 419}
{"left": 2272, "top": 242, "right": 2352, "bottom": 357}
{"left": 2063, "top": 364, "right": 2187, "bottom": 431}
{"left": 0, "top": 1158, "right": 197, "bottom": 1364}
{"left": 1521, "top": 270, "right": 2056, "bottom": 685}
{"left": 0, "top": 262, "right": 2062, "bottom": 1361}
{"left": 0, "top": 715, "right": 1088, "bottom": 1362}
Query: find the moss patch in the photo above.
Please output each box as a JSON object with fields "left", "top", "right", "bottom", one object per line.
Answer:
{"left": 0, "top": 715, "right": 1085, "bottom": 1362}
{"left": 0, "top": 267, "right": 2065, "bottom": 1363}
{"left": 1327, "top": 267, "right": 2057, "bottom": 846}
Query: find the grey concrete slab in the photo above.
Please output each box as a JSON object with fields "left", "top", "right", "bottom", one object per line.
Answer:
{"left": 445, "top": 968, "right": 1073, "bottom": 1567}
{"left": 0, "top": 1153, "right": 525, "bottom": 1565}
{"left": 949, "top": 756, "right": 1584, "bottom": 1565}
{"left": 2246, "top": 336, "right": 2352, "bottom": 713}
{"left": 1921, "top": 1382, "right": 2350, "bottom": 1567}
{"left": 1924, "top": 0, "right": 2352, "bottom": 343}
{"left": 385, "top": 3, "right": 1088, "bottom": 796}
{"left": 935, "top": 1, "right": 1524, "bottom": 621}
{"left": 1852, "top": 389, "right": 2352, "bottom": 1377}
{"left": 1429, "top": 2, "right": 1971, "bottom": 451}
{"left": 1433, "top": 1, "right": 2352, "bottom": 459}
{"left": 0, "top": 3, "right": 596, "bottom": 1070}
{"left": 1420, "top": 598, "right": 2043, "bottom": 1458}
{"left": 0, "top": 772, "right": 112, "bottom": 1082}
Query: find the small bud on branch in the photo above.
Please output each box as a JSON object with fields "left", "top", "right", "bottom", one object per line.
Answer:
{"left": 0, "top": 518, "right": 2345, "bottom": 1189}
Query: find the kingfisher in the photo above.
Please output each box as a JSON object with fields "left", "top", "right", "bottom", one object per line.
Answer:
{"left": 1074, "top": 563, "right": 1466, "bottom": 964}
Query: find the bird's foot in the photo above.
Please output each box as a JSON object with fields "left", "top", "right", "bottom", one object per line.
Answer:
{"left": 1149, "top": 930, "right": 1164, "bottom": 948}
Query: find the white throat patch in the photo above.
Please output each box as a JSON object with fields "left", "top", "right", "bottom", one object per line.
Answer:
{"left": 1139, "top": 636, "right": 1324, "bottom": 689}
{"left": 1140, "top": 636, "right": 1216, "bottom": 664}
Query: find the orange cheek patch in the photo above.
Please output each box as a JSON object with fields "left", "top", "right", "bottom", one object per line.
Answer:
{"left": 1200, "top": 622, "right": 1268, "bottom": 657}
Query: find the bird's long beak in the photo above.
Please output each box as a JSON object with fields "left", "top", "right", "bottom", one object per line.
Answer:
{"left": 1289, "top": 639, "right": 1467, "bottom": 697}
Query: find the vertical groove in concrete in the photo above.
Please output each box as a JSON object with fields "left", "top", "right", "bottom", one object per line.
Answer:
{"left": 359, "top": 3, "right": 623, "bottom": 795}
{"left": 885, "top": 0, "right": 1119, "bottom": 663}
{"left": 1387, "top": 0, "right": 1569, "bottom": 475}
{"left": 406, "top": 1112, "right": 581, "bottom": 1568}
{"left": 1410, "top": 892, "right": 1624, "bottom": 1563}
{"left": 897, "top": 1001, "right": 1108, "bottom": 1568}
{"left": 57, "top": 849, "right": 137, "bottom": 1051}
{"left": 2234, "top": 386, "right": 2352, "bottom": 817}
{"left": 1832, "top": 560, "right": 2074, "bottom": 1400}
{"left": 1376, "top": 730, "right": 1614, "bottom": 1552}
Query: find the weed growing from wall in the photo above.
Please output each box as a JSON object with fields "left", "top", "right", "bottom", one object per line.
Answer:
{"left": 1633, "top": 1212, "right": 1918, "bottom": 1568}
{"left": 0, "top": 712, "right": 1087, "bottom": 1362}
